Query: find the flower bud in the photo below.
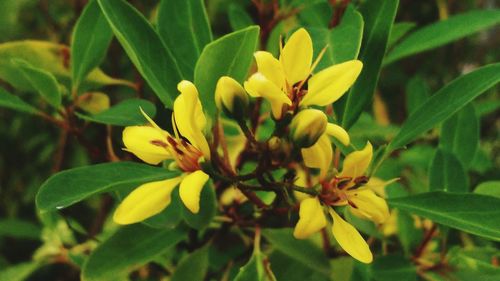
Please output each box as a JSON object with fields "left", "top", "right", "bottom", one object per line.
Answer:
{"left": 289, "top": 109, "right": 328, "bottom": 148}
{"left": 215, "top": 76, "right": 249, "bottom": 120}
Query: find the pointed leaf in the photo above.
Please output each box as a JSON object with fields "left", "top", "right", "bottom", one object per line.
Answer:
{"left": 157, "top": 0, "right": 212, "bottom": 80}
{"left": 0, "top": 87, "right": 39, "bottom": 114}
{"left": 171, "top": 246, "right": 209, "bottom": 281}
{"left": 97, "top": 0, "right": 183, "bottom": 107}
{"left": 76, "top": 98, "right": 156, "bottom": 126}
{"left": 385, "top": 10, "right": 500, "bottom": 65}
{"left": 262, "top": 228, "right": 330, "bottom": 276}
{"left": 339, "top": 0, "right": 399, "bottom": 129}
{"left": 389, "top": 192, "right": 500, "bottom": 241}
{"left": 12, "top": 59, "right": 62, "bottom": 108}
{"left": 429, "top": 149, "right": 468, "bottom": 193}
{"left": 36, "top": 162, "right": 180, "bottom": 212}
{"left": 228, "top": 4, "right": 254, "bottom": 31}
{"left": 194, "top": 26, "right": 259, "bottom": 118}
{"left": 82, "top": 224, "right": 185, "bottom": 281}
{"left": 387, "top": 63, "right": 500, "bottom": 153}
{"left": 439, "top": 104, "right": 479, "bottom": 168}
{"left": 71, "top": 0, "right": 113, "bottom": 90}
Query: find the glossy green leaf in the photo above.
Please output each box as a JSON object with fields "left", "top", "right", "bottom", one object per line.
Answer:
{"left": 0, "top": 219, "right": 41, "bottom": 240}
{"left": 474, "top": 181, "right": 500, "bottom": 199}
{"left": 171, "top": 246, "right": 209, "bottom": 281}
{"left": 0, "top": 40, "right": 133, "bottom": 92}
{"left": 387, "top": 63, "right": 500, "bottom": 153}
{"left": 405, "top": 76, "right": 430, "bottom": 115}
{"left": 71, "top": 0, "right": 113, "bottom": 90}
{"left": 76, "top": 98, "right": 156, "bottom": 126}
{"left": 82, "top": 224, "right": 185, "bottom": 281}
{"left": 97, "top": 0, "right": 183, "bottom": 107}
{"left": 385, "top": 10, "right": 500, "bottom": 65}
{"left": 429, "top": 149, "right": 468, "bottom": 193}
{"left": 371, "top": 255, "right": 417, "bottom": 281}
{"left": 228, "top": 4, "right": 254, "bottom": 31}
{"left": 268, "top": 250, "right": 328, "bottom": 281}
{"left": 234, "top": 230, "right": 276, "bottom": 281}
{"left": 340, "top": 0, "right": 399, "bottom": 129}
{"left": 439, "top": 104, "right": 479, "bottom": 168}
{"left": 12, "top": 59, "right": 62, "bottom": 108}
{"left": 37, "top": 162, "right": 179, "bottom": 212}
{"left": 387, "top": 22, "right": 416, "bottom": 48}
{"left": 0, "top": 87, "right": 39, "bottom": 114}
{"left": 182, "top": 183, "right": 216, "bottom": 230}
{"left": 0, "top": 261, "right": 40, "bottom": 281}
{"left": 389, "top": 192, "right": 500, "bottom": 241}
{"left": 308, "top": 5, "right": 364, "bottom": 71}
{"left": 157, "top": 0, "right": 212, "bottom": 80}
{"left": 194, "top": 26, "right": 259, "bottom": 118}
{"left": 262, "top": 228, "right": 330, "bottom": 276}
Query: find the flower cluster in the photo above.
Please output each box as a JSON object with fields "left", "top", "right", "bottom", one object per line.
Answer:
{"left": 114, "top": 28, "right": 391, "bottom": 264}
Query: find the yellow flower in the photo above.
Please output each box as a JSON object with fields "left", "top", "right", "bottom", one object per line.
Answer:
{"left": 293, "top": 142, "right": 390, "bottom": 264}
{"left": 215, "top": 76, "right": 249, "bottom": 120}
{"left": 244, "top": 28, "right": 363, "bottom": 119}
{"left": 289, "top": 109, "right": 328, "bottom": 148}
{"left": 114, "top": 81, "right": 211, "bottom": 225}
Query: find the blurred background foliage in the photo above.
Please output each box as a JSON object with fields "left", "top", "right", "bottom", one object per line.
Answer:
{"left": 0, "top": 0, "right": 498, "bottom": 280}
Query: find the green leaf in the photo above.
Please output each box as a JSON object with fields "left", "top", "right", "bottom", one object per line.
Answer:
{"left": 0, "top": 261, "right": 41, "bottom": 281}
{"left": 194, "top": 26, "right": 259, "bottom": 118}
{"left": 429, "top": 149, "right": 468, "bottom": 193}
{"left": 97, "top": 0, "right": 183, "bottom": 107}
{"left": 0, "top": 87, "right": 39, "bottom": 114}
{"left": 234, "top": 230, "right": 276, "bottom": 281}
{"left": 387, "top": 22, "right": 416, "bottom": 48}
{"left": 157, "top": 0, "right": 212, "bottom": 80}
{"left": 385, "top": 10, "right": 500, "bottom": 65}
{"left": 308, "top": 5, "right": 364, "bottom": 71}
{"left": 262, "top": 228, "right": 330, "bottom": 276}
{"left": 405, "top": 76, "right": 430, "bottom": 115}
{"left": 268, "top": 250, "right": 328, "bottom": 281}
{"left": 36, "top": 162, "right": 179, "bottom": 212}
{"left": 0, "top": 219, "right": 41, "bottom": 240}
{"left": 171, "top": 246, "right": 209, "bottom": 281}
{"left": 228, "top": 4, "right": 254, "bottom": 31}
{"left": 371, "top": 255, "right": 417, "bottom": 281}
{"left": 387, "top": 63, "right": 500, "bottom": 153}
{"left": 389, "top": 192, "right": 500, "bottom": 241}
{"left": 71, "top": 0, "right": 113, "bottom": 90}
{"left": 298, "top": 1, "right": 332, "bottom": 28}
{"left": 82, "top": 224, "right": 185, "bottom": 281}
{"left": 439, "top": 104, "right": 479, "bottom": 168}
{"left": 396, "top": 210, "right": 422, "bottom": 255}
{"left": 339, "top": 0, "right": 399, "bottom": 129}
{"left": 182, "top": 183, "right": 216, "bottom": 230}
{"left": 0, "top": 40, "right": 133, "bottom": 92}
{"left": 448, "top": 247, "right": 500, "bottom": 281}
{"left": 474, "top": 181, "right": 500, "bottom": 199}
{"left": 12, "top": 59, "right": 62, "bottom": 109}
{"left": 76, "top": 98, "right": 156, "bottom": 126}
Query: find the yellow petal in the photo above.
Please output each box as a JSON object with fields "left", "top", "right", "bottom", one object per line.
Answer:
{"left": 179, "top": 170, "right": 210, "bottom": 213}
{"left": 113, "top": 177, "right": 182, "bottom": 225}
{"left": 301, "top": 60, "right": 362, "bottom": 106}
{"left": 244, "top": 73, "right": 291, "bottom": 119}
{"left": 347, "top": 189, "right": 390, "bottom": 224}
{"left": 364, "top": 177, "right": 399, "bottom": 197}
{"left": 122, "top": 126, "right": 171, "bottom": 165}
{"left": 329, "top": 210, "right": 373, "bottom": 263}
{"left": 215, "top": 76, "right": 249, "bottom": 117}
{"left": 174, "top": 81, "right": 211, "bottom": 159}
{"left": 280, "top": 28, "right": 313, "bottom": 85}
{"left": 325, "top": 123, "right": 350, "bottom": 146}
{"left": 340, "top": 141, "right": 372, "bottom": 178}
{"left": 254, "top": 51, "right": 286, "bottom": 89}
{"left": 293, "top": 197, "right": 327, "bottom": 239}
{"left": 301, "top": 134, "right": 332, "bottom": 179}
